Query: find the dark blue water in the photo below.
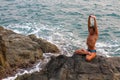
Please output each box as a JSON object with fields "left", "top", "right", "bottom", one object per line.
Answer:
{"left": 0, "top": 0, "right": 120, "bottom": 57}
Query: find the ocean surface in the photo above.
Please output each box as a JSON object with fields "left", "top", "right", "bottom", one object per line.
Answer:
{"left": 0, "top": 0, "right": 120, "bottom": 80}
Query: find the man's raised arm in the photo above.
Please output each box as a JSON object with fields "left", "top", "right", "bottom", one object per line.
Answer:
{"left": 88, "top": 15, "right": 91, "bottom": 31}
{"left": 91, "top": 15, "right": 98, "bottom": 35}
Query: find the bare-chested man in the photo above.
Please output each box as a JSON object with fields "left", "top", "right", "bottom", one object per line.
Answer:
{"left": 75, "top": 15, "right": 99, "bottom": 61}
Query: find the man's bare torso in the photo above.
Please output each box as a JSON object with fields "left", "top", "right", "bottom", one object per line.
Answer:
{"left": 87, "top": 34, "right": 98, "bottom": 50}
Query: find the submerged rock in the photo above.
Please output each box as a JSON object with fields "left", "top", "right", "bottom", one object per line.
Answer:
{"left": 16, "top": 54, "right": 120, "bottom": 80}
{"left": 0, "top": 26, "right": 60, "bottom": 79}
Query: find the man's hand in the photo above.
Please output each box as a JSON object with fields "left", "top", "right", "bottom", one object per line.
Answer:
{"left": 87, "top": 52, "right": 91, "bottom": 55}
{"left": 75, "top": 49, "right": 81, "bottom": 54}
{"left": 90, "top": 15, "right": 96, "bottom": 19}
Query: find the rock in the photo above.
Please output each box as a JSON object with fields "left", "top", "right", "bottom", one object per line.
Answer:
{"left": 0, "top": 26, "right": 60, "bottom": 78}
{"left": 28, "top": 34, "right": 60, "bottom": 53}
{"left": 0, "top": 35, "right": 9, "bottom": 68}
{"left": 16, "top": 54, "right": 120, "bottom": 80}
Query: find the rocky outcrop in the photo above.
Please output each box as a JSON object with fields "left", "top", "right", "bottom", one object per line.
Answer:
{"left": 0, "top": 26, "right": 60, "bottom": 79}
{"left": 28, "top": 34, "right": 60, "bottom": 53}
{"left": 16, "top": 54, "right": 120, "bottom": 80}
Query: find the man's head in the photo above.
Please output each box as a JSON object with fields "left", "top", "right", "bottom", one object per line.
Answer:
{"left": 89, "top": 26, "right": 95, "bottom": 35}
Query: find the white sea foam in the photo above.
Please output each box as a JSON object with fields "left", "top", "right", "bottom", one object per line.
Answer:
{"left": 96, "top": 41, "right": 120, "bottom": 57}
{"left": 2, "top": 62, "right": 42, "bottom": 80}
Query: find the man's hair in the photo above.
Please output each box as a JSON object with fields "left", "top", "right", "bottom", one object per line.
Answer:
{"left": 90, "top": 26, "right": 95, "bottom": 31}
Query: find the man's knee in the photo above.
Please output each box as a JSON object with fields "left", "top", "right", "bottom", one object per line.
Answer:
{"left": 86, "top": 57, "right": 92, "bottom": 61}
{"left": 86, "top": 54, "right": 96, "bottom": 61}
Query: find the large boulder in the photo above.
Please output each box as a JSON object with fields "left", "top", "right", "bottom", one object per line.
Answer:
{"left": 16, "top": 54, "right": 120, "bottom": 80}
{"left": 0, "top": 26, "right": 60, "bottom": 79}
{"left": 28, "top": 34, "right": 60, "bottom": 53}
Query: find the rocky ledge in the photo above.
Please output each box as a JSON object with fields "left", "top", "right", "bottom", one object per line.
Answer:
{"left": 0, "top": 26, "right": 60, "bottom": 79}
{"left": 16, "top": 54, "right": 120, "bottom": 80}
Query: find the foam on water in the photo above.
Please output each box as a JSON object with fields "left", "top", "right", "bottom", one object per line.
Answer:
{"left": 3, "top": 62, "right": 42, "bottom": 80}
{"left": 3, "top": 54, "right": 50, "bottom": 80}
{"left": 96, "top": 40, "right": 120, "bottom": 57}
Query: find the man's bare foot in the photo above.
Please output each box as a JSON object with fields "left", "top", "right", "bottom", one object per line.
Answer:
{"left": 75, "top": 49, "right": 90, "bottom": 55}
{"left": 87, "top": 52, "right": 91, "bottom": 55}
{"left": 75, "top": 49, "right": 81, "bottom": 54}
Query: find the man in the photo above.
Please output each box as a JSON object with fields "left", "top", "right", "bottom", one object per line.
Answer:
{"left": 75, "top": 15, "right": 99, "bottom": 61}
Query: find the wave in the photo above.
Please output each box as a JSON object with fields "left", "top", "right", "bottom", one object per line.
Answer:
{"left": 96, "top": 41, "right": 120, "bottom": 57}
{"left": 3, "top": 61, "right": 42, "bottom": 80}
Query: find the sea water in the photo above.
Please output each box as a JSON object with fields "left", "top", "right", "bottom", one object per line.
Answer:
{"left": 0, "top": 0, "right": 120, "bottom": 80}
